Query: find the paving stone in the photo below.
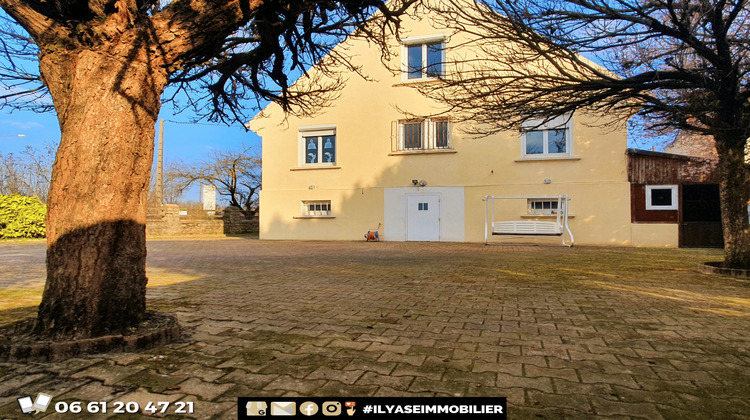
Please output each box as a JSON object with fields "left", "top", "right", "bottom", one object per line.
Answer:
{"left": 342, "top": 360, "right": 397, "bottom": 375}
{"left": 589, "top": 396, "right": 665, "bottom": 419}
{"left": 609, "top": 385, "right": 683, "bottom": 407}
{"left": 254, "top": 361, "right": 319, "bottom": 379}
{"left": 496, "top": 373, "right": 554, "bottom": 393}
{"left": 326, "top": 339, "right": 371, "bottom": 350}
{"left": 355, "top": 371, "right": 414, "bottom": 391}
{"left": 168, "top": 363, "right": 228, "bottom": 382}
{"left": 524, "top": 365, "right": 579, "bottom": 382}
{"left": 306, "top": 367, "right": 365, "bottom": 384}
{"left": 551, "top": 378, "right": 613, "bottom": 397}
{"left": 218, "top": 384, "right": 280, "bottom": 400}
{"left": 1, "top": 240, "right": 748, "bottom": 419}
{"left": 71, "top": 362, "right": 145, "bottom": 386}
{"left": 216, "top": 369, "right": 277, "bottom": 388}
{"left": 377, "top": 352, "right": 426, "bottom": 366}
{"left": 172, "top": 378, "right": 234, "bottom": 401}
{"left": 373, "top": 386, "right": 433, "bottom": 397}
{"left": 0, "top": 373, "right": 49, "bottom": 396}
{"left": 527, "top": 390, "right": 594, "bottom": 413}
{"left": 651, "top": 367, "right": 722, "bottom": 384}
{"left": 408, "top": 378, "right": 468, "bottom": 396}
{"left": 313, "top": 381, "right": 379, "bottom": 397}
{"left": 356, "top": 333, "right": 398, "bottom": 344}
{"left": 579, "top": 371, "right": 639, "bottom": 389}
{"left": 422, "top": 355, "right": 473, "bottom": 371}
{"left": 264, "top": 375, "right": 327, "bottom": 395}
{"left": 365, "top": 342, "right": 411, "bottom": 354}
{"left": 116, "top": 370, "right": 186, "bottom": 393}
{"left": 443, "top": 369, "right": 496, "bottom": 387}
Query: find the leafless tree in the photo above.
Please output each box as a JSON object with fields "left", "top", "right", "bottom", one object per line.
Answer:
{"left": 147, "top": 159, "right": 189, "bottom": 205}
{"left": 169, "top": 146, "right": 261, "bottom": 214}
{"left": 416, "top": 0, "right": 750, "bottom": 268}
{"left": 0, "top": 142, "right": 55, "bottom": 202}
{"left": 0, "top": 0, "right": 417, "bottom": 339}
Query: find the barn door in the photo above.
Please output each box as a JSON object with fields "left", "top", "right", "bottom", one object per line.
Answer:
{"left": 680, "top": 184, "right": 723, "bottom": 248}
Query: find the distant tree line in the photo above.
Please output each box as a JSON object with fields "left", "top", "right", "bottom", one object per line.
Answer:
{"left": 149, "top": 145, "right": 261, "bottom": 215}
{"left": 0, "top": 142, "right": 55, "bottom": 203}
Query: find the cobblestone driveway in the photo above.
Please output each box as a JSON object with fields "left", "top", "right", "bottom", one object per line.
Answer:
{"left": 1, "top": 238, "right": 749, "bottom": 419}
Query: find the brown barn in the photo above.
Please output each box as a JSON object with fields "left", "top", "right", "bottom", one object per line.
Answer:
{"left": 627, "top": 149, "right": 722, "bottom": 248}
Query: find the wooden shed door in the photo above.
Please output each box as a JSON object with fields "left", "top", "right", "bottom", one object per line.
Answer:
{"left": 680, "top": 184, "right": 723, "bottom": 248}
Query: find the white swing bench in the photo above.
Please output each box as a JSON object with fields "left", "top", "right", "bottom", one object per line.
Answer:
{"left": 484, "top": 195, "right": 574, "bottom": 246}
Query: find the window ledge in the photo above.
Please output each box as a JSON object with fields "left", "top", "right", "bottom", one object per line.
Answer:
{"left": 290, "top": 166, "right": 341, "bottom": 171}
{"left": 515, "top": 156, "right": 581, "bottom": 162}
{"left": 393, "top": 78, "right": 442, "bottom": 87}
{"left": 389, "top": 149, "right": 456, "bottom": 156}
{"left": 293, "top": 215, "right": 336, "bottom": 219}
{"left": 520, "top": 215, "right": 575, "bottom": 219}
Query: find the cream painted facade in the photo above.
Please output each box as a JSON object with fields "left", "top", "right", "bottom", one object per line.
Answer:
{"left": 250, "top": 10, "right": 677, "bottom": 246}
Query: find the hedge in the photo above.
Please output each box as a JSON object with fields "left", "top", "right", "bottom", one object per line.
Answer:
{"left": 0, "top": 194, "right": 46, "bottom": 238}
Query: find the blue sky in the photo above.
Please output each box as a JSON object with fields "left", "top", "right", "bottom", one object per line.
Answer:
{"left": 0, "top": 103, "right": 261, "bottom": 201}
{"left": 0, "top": 105, "right": 259, "bottom": 160}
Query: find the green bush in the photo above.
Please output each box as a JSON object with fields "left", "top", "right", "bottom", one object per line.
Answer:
{"left": 0, "top": 194, "right": 47, "bottom": 239}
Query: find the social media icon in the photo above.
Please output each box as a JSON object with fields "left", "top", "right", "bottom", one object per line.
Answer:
{"left": 300, "top": 401, "right": 319, "bottom": 416}
{"left": 322, "top": 401, "right": 342, "bottom": 416}
{"left": 270, "top": 401, "right": 296, "bottom": 416}
{"left": 17, "top": 396, "right": 34, "bottom": 414}
{"left": 246, "top": 401, "right": 268, "bottom": 416}
{"left": 33, "top": 394, "right": 53, "bottom": 412}
{"left": 345, "top": 401, "right": 355, "bottom": 416}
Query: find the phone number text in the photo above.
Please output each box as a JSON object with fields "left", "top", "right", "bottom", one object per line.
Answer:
{"left": 55, "top": 401, "right": 194, "bottom": 415}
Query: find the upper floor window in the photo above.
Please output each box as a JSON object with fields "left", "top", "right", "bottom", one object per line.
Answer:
{"left": 521, "top": 114, "right": 573, "bottom": 159}
{"left": 299, "top": 125, "right": 336, "bottom": 166}
{"left": 397, "top": 118, "right": 451, "bottom": 151}
{"left": 524, "top": 128, "right": 568, "bottom": 155}
{"left": 402, "top": 35, "right": 445, "bottom": 81}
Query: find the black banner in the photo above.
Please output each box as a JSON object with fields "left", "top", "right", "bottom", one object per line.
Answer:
{"left": 238, "top": 397, "right": 507, "bottom": 419}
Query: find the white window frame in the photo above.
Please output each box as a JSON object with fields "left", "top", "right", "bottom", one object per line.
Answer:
{"left": 298, "top": 125, "right": 336, "bottom": 167}
{"left": 401, "top": 34, "right": 446, "bottom": 82}
{"left": 302, "top": 200, "right": 332, "bottom": 217}
{"left": 397, "top": 118, "right": 452, "bottom": 151}
{"left": 527, "top": 199, "right": 560, "bottom": 216}
{"left": 645, "top": 185, "right": 678, "bottom": 210}
{"left": 520, "top": 114, "right": 574, "bottom": 159}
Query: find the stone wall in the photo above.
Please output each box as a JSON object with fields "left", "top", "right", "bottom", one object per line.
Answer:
{"left": 222, "top": 206, "right": 259, "bottom": 234}
{"left": 146, "top": 204, "right": 258, "bottom": 236}
{"left": 147, "top": 204, "right": 223, "bottom": 236}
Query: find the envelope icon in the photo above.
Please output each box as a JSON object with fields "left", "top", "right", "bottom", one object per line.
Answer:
{"left": 271, "top": 401, "right": 296, "bottom": 416}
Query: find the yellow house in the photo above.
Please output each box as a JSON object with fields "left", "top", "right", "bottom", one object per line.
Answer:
{"left": 250, "top": 8, "right": 678, "bottom": 247}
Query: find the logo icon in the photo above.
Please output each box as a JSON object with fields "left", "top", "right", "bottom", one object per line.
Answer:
{"left": 345, "top": 401, "right": 356, "bottom": 416}
{"left": 17, "top": 397, "right": 33, "bottom": 414}
{"left": 300, "top": 401, "right": 319, "bottom": 416}
{"left": 270, "top": 401, "right": 296, "bottom": 416}
{"left": 17, "top": 394, "right": 52, "bottom": 415}
{"left": 322, "top": 401, "right": 342, "bottom": 416}
{"left": 246, "top": 401, "right": 268, "bottom": 416}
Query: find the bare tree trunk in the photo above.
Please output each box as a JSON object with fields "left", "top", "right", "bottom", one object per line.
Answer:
{"left": 716, "top": 134, "right": 750, "bottom": 269}
{"left": 34, "top": 45, "right": 167, "bottom": 339}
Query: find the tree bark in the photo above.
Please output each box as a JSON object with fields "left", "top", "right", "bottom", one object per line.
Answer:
{"left": 715, "top": 133, "right": 750, "bottom": 269}
{"left": 34, "top": 41, "right": 168, "bottom": 339}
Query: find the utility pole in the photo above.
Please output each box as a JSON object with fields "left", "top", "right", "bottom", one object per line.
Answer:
{"left": 155, "top": 119, "right": 164, "bottom": 205}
